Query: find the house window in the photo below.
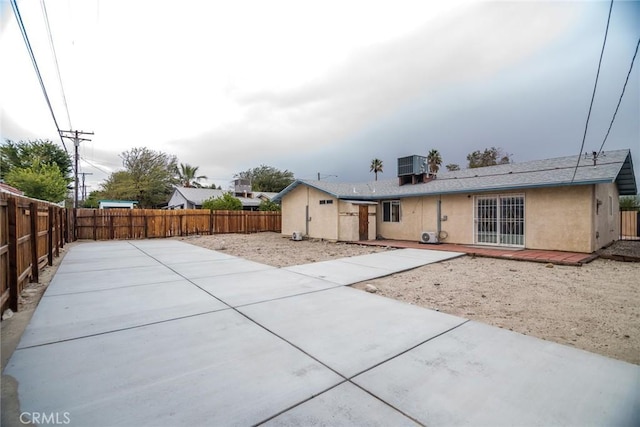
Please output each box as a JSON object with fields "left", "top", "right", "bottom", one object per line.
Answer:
{"left": 319, "top": 199, "right": 334, "bottom": 205}
{"left": 382, "top": 201, "right": 401, "bottom": 222}
{"left": 475, "top": 195, "right": 525, "bottom": 246}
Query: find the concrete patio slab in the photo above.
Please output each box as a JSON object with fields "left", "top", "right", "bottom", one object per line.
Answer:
{"left": 147, "top": 249, "right": 237, "bottom": 265}
{"left": 45, "top": 265, "right": 186, "bottom": 295}
{"left": 193, "top": 269, "right": 339, "bottom": 307}
{"left": 18, "top": 280, "right": 228, "bottom": 348}
{"left": 353, "top": 321, "right": 640, "bottom": 426}
{"left": 264, "top": 382, "right": 419, "bottom": 426}
{"left": 239, "top": 286, "right": 466, "bottom": 377}
{"left": 168, "top": 258, "right": 275, "bottom": 279}
{"left": 340, "top": 250, "right": 462, "bottom": 272}
{"left": 284, "top": 259, "right": 395, "bottom": 285}
{"left": 5, "top": 310, "right": 343, "bottom": 426}
{"left": 283, "top": 249, "right": 462, "bottom": 285}
{"left": 61, "top": 247, "right": 143, "bottom": 263}
{"left": 54, "top": 255, "right": 160, "bottom": 274}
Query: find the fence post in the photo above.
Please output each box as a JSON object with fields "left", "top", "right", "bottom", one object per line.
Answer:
{"left": 129, "top": 210, "right": 134, "bottom": 239}
{"left": 8, "top": 197, "right": 19, "bottom": 312}
{"left": 93, "top": 209, "right": 98, "bottom": 240}
{"left": 54, "top": 208, "right": 60, "bottom": 257}
{"left": 73, "top": 208, "right": 77, "bottom": 241}
{"left": 29, "top": 203, "right": 39, "bottom": 283}
{"left": 59, "top": 209, "right": 64, "bottom": 248}
{"left": 48, "top": 206, "right": 54, "bottom": 266}
{"left": 65, "top": 209, "right": 70, "bottom": 243}
{"left": 110, "top": 215, "right": 115, "bottom": 240}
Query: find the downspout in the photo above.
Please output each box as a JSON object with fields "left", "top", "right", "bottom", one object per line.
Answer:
{"left": 436, "top": 196, "right": 442, "bottom": 239}
{"left": 305, "top": 187, "right": 310, "bottom": 237}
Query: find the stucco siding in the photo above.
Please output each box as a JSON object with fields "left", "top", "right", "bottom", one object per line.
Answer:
{"left": 594, "top": 183, "right": 620, "bottom": 251}
{"left": 281, "top": 186, "right": 338, "bottom": 240}
{"left": 439, "top": 194, "right": 474, "bottom": 244}
{"left": 338, "top": 201, "right": 358, "bottom": 242}
{"left": 525, "top": 186, "right": 593, "bottom": 252}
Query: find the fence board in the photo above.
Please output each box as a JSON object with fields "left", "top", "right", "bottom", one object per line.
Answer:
{"left": 0, "top": 193, "right": 68, "bottom": 316}
{"left": 620, "top": 211, "right": 640, "bottom": 240}
{"left": 74, "top": 209, "right": 281, "bottom": 240}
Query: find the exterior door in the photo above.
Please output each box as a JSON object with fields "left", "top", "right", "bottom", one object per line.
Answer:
{"left": 475, "top": 195, "right": 525, "bottom": 246}
{"left": 358, "top": 205, "right": 369, "bottom": 240}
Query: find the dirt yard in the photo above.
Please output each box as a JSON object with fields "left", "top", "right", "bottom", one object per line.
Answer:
{"left": 182, "top": 232, "right": 640, "bottom": 365}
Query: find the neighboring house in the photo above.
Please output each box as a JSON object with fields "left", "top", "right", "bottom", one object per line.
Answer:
{"left": 274, "top": 149, "right": 637, "bottom": 253}
{"left": 99, "top": 200, "right": 138, "bottom": 209}
{"left": 167, "top": 187, "right": 271, "bottom": 211}
{"left": 0, "top": 182, "right": 25, "bottom": 196}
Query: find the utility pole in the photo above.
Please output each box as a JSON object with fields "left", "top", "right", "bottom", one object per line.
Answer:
{"left": 80, "top": 172, "right": 93, "bottom": 201}
{"left": 60, "top": 130, "right": 94, "bottom": 208}
{"left": 60, "top": 130, "right": 94, "bottom": 240}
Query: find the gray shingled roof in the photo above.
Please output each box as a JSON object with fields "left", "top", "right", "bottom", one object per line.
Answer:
{"left": 274, "top": 149, "right": 636, "bottom": 202}
{"left": 173, "top": 187, "right": 262, "bottom": 207}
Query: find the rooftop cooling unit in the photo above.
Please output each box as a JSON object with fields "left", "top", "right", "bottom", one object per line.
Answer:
{"left": 397, "top": 155, "right": 427, "bottom": 176}
{"left": 420, "top": 231, "right": 438, "bottom": 244}
{"left": 291, "top": 231, "right": 303, "bottom": 241}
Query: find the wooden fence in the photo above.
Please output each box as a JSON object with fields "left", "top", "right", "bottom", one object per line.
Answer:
{"left": 75, "top": 209, "right": 281, "bottom": 240}
{"left": 0, "top": 193, "right": 70, "bottom": 315}
{"left": 620, "top": 211, "right": 640, "bottom": 240}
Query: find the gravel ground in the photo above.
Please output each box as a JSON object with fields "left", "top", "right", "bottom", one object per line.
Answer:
{"left": 182, "top": 232, "right": 639, "bottom": 364}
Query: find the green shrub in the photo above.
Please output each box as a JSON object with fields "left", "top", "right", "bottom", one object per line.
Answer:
{"left": 202, "top": 193, "right": 242, "bottom": 210}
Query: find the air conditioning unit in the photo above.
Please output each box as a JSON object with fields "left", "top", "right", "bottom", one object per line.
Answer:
{"left": 291, "top": 231, "right": 303, "bottom": 241}
{"left": 420, "top": 231, "right": 438, "bottom": 244}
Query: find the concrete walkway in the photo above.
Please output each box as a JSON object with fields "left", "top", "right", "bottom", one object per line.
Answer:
{"left": 3, "top": 241, "right": 638, "bottom": 426}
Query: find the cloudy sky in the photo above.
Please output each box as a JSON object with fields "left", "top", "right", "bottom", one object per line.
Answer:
{"left": 1, "top": 0, "right": 639, "bottom": 192}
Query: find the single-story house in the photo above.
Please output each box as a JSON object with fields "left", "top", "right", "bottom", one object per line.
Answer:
{"left": 99, "top": 200, "right": 138, "bottom": 209}
{"left": 167, "top": 187, "right": 275, "bottom": 211}
{"left": 273, "top": 149, "right": 637, "bottom": 253}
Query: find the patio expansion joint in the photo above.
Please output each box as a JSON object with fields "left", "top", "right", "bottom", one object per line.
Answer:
{"left": 15, "top": 308, "right": 231, "bottom": 351}
{"left": 133, "top": 245, "right": 434, "bottom": 426}
{"left": 43, "top": 278, "right": 186, "bottom": 297}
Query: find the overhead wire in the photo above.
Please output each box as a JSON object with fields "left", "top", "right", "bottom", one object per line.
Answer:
{"left": 10, "top": 0, "right": 68, "bottom": 154}
{"left": 570, "top": 0, "right": 614, "bottom": 183}
{"left": 596, "top": 37, "right": 640, "bottom": 156}
{"left": 79, "top": 156, "right": 111, "bottom": 175}
{"left": 40, "top": 0, "right": 72, "bottom": 130}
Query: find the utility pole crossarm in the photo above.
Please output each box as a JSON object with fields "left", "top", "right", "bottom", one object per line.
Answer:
{"left": 59, "top": 130, "right": 94, "bottom": 240}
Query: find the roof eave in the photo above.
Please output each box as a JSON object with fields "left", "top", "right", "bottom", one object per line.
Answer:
{"left": 332, "top": 179, "right": 616, "bottom": 200}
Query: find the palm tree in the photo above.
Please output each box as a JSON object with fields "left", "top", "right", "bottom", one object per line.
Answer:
{"left": 427, "top": 149, "right": 442, "bottom": 176}
{"left": 178, "top": 163, "right": 207, "bottom": 188}
{"left": 370, "top": 158, "right": 383, "bottom": 181}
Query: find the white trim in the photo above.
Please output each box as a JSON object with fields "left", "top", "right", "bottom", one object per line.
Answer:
{"left": 473, "top": 194, "right": 525, "bottom": 247}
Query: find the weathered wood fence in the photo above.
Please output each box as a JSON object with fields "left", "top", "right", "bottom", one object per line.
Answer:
{"left": 0, "top": 193, "right": 70, "bottom": 315}
{"left": 75, "top": 209, "right": 281, "bottom": 240}
{"left": 620, "top": 211, "right": 640, "bottom": 240}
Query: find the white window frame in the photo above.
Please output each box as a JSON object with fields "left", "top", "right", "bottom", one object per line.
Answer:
{"left": 382, "top": 200, "right": 401, "bottom": 223}
{"left": 474, "top": 194, "right": 525, "bottom": 247}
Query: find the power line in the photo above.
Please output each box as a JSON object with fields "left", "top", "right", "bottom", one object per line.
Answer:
{"left": 597, "top": 37, "right": 640, "bottom": 156}
{"left": 80, "top": 156, "right": 111, "bottom": 175}
{"left": 10, "top": 0, "right": 68, "bottom": 154}
{"left": 40, "top": 0, "right": 72, "bottom": 129}
{"left": 571, "top": 0, "right": 613, "bottom": 183}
